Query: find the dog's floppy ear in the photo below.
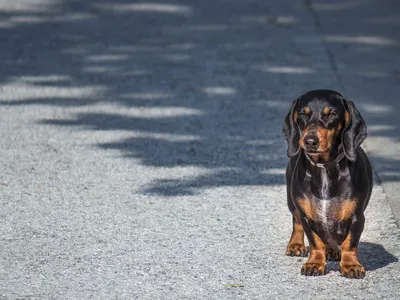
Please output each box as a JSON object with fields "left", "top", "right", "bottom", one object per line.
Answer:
{"left": 341, "top": 100, "right": 367, "bottom": 162}
{"left": 282, "top": 99, "right": 300, "bottom": 157}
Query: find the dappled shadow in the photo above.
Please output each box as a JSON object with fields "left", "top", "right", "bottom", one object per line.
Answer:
{"left": 0, "top": 0, "right": 399, "bottom": 195}
{"left": 0, "top": 0, "right": 318, "bottom": 195}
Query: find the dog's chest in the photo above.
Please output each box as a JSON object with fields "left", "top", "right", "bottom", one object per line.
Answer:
{"left": 309, "top": 167, "right": 339, "bottom": 200}
{"left": 298, "top": 196, "right": 342, "bottom": 224}
{"left": 299, "top": 196, "right": 350, "bottom": 245}
{"left": 313, "top": 198, "right": 333, "bottom": 223}
{"left": 294, "top": 163, "right": 353, "bottom": 223}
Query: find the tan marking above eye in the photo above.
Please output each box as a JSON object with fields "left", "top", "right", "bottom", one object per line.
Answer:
{"left": 323, "top": 107, "right": 332, "bottom": 115}
{"left": 303, "top": 107, "right": 310, "bottom": 114}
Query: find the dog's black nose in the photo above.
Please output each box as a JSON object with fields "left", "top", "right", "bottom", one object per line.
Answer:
{"left": 304, "top": 136, "right": 319, "bottom": 151}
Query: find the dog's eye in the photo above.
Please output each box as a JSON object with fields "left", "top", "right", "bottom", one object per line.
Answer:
{"left": 328, "top": 111, "right": 338, "bottom": 118}
{"left": 299, "top": 112, "right": 309, "bottom": 118}
{"left": 323, "top": 109, "right": 337, "bottom": 119}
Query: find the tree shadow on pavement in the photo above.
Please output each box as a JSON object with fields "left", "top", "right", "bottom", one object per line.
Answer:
{"left": 0, "top": 0, "right": 314, "bottom": 196}
{"left": 0, "top": 0, "right": 399, "bottom": 196}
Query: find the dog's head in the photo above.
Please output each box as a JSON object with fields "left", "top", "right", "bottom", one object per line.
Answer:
{"left": 282, "top": 90, "right": 367, "bottom": 162}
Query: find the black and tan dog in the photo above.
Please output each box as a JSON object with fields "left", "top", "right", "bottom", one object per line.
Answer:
{"left": 282, "top": 89, "right": 372, "bottom": 279}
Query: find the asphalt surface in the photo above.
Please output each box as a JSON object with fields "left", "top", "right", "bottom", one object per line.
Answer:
{"left": 0, "top": 0, "right": 399, "bottom": 299}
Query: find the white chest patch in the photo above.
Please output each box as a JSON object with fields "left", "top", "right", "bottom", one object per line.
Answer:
{"left": 318, "top": 199, "right": 331, "bottom": 224}
{"left": 320, "top": 169, "right": 330, "bottom": 200}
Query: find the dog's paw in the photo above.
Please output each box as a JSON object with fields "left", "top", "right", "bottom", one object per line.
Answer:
{"left": 301, "top": 262, "right": 326, "bottom": 276}
{"left": 285, "top": 243, "right": 308, "bottom": 257}
{"left": 326, "top": 248, "right": 341, "bottom": 261}
{"left": 341, "top": 264, "right": 365, "bottom": 279}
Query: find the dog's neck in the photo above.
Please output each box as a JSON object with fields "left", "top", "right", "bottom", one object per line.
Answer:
{"left": 304, "top": 151, "right": 345, "bottom": 169}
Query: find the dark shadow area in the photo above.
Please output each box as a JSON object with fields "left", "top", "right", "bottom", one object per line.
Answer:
{"left": 324, "top": 242, "right": 398, "bottom": 274}
{"left": 0, "top": 0, "right": 399, "bottom": 196}
{"left": 359, "top": 242, "right": 399, "bottom": 271}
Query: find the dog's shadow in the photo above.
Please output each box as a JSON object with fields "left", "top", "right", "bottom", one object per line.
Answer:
{"left": 326, "top": 242, "right": 398, "bottom": 273}
{"left": 359, "top": 242, "right": 399, "bottom": 271}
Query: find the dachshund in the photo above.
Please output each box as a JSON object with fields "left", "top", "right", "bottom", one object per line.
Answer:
{"left": 282, "top": 89, "right": 372, "bottom": 279}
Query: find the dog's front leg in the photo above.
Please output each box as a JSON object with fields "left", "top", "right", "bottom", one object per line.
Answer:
{"left": 300, "top": 217, "right": 327, "bottom": 276}
{"left": 286, "top": 211, "right": 307, "bottom": 257}
{"left": 340, "top": 213, "right": 366, "bottom": 279}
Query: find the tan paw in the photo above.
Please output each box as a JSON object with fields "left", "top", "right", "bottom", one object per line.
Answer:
{"left": 285, "top": 243, "right": 308, "bottom": 257}
{"left": 301, "top": 262, "right": 326, "bottom": 276}
{"left": 341, "top": 264, "right": 365, "bottom": 279}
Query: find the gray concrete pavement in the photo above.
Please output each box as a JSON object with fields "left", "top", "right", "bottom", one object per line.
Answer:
{"left": 0, "top": 0, "right": 399, "bottom": 299}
